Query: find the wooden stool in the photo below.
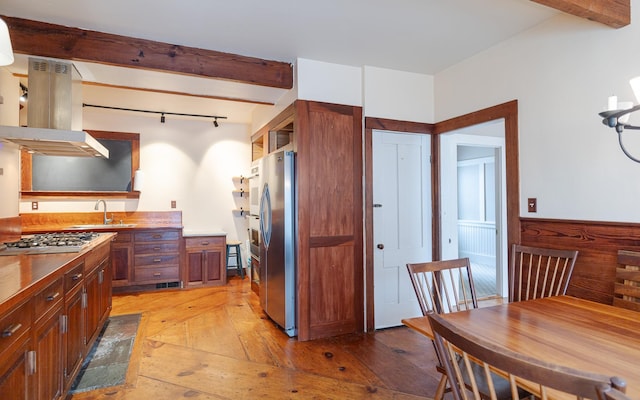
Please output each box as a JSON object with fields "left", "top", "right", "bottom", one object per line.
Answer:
{"left": 226, "top": 241, "right": 245, "bottom": 279}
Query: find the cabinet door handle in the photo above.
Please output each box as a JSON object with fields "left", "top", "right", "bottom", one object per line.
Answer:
{"left": 201, "top": 241, "right": 210, "bottom": 246}
{"left": 27, "top": 351, "right": 36, "bottom": 375}
{"left": 72, "top": 273, "right": 83, "bottom": 281}
{"left": 98, "top": 270, "right": 104, "bottom": 284}
{"left": 46, "top": 292, "right": 60, "bottom": 302}
{"left": 152, "top": 234, "right": 162, "bottom": 239}
{"left": 153, "top": 258, "right": 162, "bottom": 263}
{"left": 153, "top": 247, "right": 161, "bottom": 251}
{"left": 153, "top": 272, "right": 162, "bottom": 277}
{"left": 2, "top": 323, "right": 22, "bottom": 338}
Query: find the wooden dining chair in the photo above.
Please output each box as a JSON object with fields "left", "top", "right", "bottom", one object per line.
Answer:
{"left": 509, "top": 244, "right": 578, "bottom": 302}
{"left": 407, "top": 258, "right": 478, "bottom": 316}
{"left": 599, "top": 384, "right": 634, "bottom": 400}
{"left": 614, "top": 250, "right": 640, "bottom": 312}
{"left": 407, "top": 258, "right": 484, "bottom": 400}
{"left": 427, "top": 312, "right": 627, "bottom": 400}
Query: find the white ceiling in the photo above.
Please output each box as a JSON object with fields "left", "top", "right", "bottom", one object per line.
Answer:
{"left": 1, "top": 0, "right": 559, "bottom": 124}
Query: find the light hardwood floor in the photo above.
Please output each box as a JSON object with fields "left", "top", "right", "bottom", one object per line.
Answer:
{"left": 69, "top": 276, "right": 440, "bottom": 399}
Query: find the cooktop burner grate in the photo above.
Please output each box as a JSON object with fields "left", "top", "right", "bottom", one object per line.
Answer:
{"left": 1, "top": 232, "right": 101, "bottom": 255}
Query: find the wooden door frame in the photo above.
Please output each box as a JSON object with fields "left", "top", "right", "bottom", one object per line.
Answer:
{"left": 364, "top": 100, "right": 520, "bottom": 332}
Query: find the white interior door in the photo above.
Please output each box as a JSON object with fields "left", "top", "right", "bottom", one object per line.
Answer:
{"left": 373, "top": 130, "right": 431, "bottom": 329}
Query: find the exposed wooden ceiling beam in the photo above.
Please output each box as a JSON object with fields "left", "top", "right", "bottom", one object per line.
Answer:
{"left": 531, "top": 0, "right": 630, "bottom": 28}
{"left": 2, "top": 15, "right": 294, "bottom": 89}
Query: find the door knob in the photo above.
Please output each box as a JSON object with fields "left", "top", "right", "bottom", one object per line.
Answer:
{"left": 377, "top": 244, "right": 384, "bottom": 250}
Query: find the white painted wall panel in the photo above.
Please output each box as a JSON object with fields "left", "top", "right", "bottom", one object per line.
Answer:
{"left": 297, "top": 58, "right": 362, "bottom": 106}
{"left": 364, "top": 66, "right": 434, "bottom": 123}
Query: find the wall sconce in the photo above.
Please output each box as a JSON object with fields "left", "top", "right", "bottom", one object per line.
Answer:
{"left": 0, "top": 18, "right": 14, "bottom": 66}
{"left": 599, "top": 80, "right": 640, "bottom": 163}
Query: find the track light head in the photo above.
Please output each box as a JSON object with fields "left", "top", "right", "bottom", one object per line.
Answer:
{"left": 160, "top": 113, "right": 165, "bottom": 123}
{"left": 19, "top": 83, "right": 27, "bottom": 103}
{"left": 213, "top": 117, "right": 219, "bottom": 128}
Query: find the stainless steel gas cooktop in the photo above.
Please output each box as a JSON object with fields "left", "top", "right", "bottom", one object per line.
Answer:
{"left": 0, "top": 232, "right": 101, "bottom": 255}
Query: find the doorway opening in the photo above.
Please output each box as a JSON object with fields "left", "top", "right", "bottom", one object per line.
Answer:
{"left": 440, "top": 120, "right": 507, "bottom": 299}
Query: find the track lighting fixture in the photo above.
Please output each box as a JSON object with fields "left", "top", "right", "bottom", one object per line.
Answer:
{"left": 82, "top": 103, "right": 227, "bottom": 126}
{"left": 19, "top": 83, "right": 27, "bottom": 103}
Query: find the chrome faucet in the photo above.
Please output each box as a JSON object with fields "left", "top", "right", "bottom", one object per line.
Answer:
{"left": 94, "top": 199, "right": 113, "bottom": 225}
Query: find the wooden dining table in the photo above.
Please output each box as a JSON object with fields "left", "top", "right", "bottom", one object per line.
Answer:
{"left": 402, "top": 295, "right": 640, "bottom": 397}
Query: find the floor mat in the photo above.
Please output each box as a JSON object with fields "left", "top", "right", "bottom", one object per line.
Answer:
{"left": 69, "top": 313, "right": 141, "bottom": 393}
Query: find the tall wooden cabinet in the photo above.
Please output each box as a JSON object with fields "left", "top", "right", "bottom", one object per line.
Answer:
{"left": 254, "top": 100, "right": 363, "bottom": 341}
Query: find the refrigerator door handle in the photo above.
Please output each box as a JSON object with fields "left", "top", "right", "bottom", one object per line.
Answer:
{"left": 260, "top": 182, "right": 272, "bottom": 249}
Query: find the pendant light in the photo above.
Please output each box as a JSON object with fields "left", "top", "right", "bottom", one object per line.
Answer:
{"left": 0, "top": 18, "right": 14, "bottom": 66}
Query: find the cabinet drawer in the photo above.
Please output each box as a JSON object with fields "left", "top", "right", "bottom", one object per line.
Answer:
{"left": 33, "top": 277, "right": 63, "bottom": 319}
{"left": 135, "top": 230, "right": 180, "bottom": 242}
{"left": 134, "top": 253, "right": 180, "bottom": 267}
{"left": 185, "top": 236, "right": 224, "bottom": 250}
{"left": 0, "top": 299, "right": 31, "bottom": 358}
{"left": 134, "top": 242, "right": 180, "bottom": 254}
{"left": 64, "top": 262, "right": 85, "bottom": 292}
{"left": 113, "top": 232, "right": 133, "bottom": 243}
{"left": 134, "top": 266, "right": 179, "bottom": 283}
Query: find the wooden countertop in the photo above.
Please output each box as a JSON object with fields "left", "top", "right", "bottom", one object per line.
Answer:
{"left": 182, "top": 230, "right": 227, "bottom": 237}
{"left": 0, "top": 232, "right": 116, "bottom": 315}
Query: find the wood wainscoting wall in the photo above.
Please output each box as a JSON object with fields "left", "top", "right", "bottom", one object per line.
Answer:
{"left": 520, "top": 217, "right": 640, "bottom": 305}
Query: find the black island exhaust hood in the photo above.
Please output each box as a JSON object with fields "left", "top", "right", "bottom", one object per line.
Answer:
{"left": 0, "top": 58, "right": 109, "bottom": 158}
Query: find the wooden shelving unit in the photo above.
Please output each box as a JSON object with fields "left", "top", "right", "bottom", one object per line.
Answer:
{"left": 232, "top": 176, "right": 249, "bottom": 216}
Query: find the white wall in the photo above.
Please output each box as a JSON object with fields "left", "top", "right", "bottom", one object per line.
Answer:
{"left": 19, "top": 110, "right": 252, "bottom": 242}
{"left": 363, "top": 66, "right": 434, "bottom": 122}
{"left": 435, "top": 8, "right": 640, "bottom": 223}
{"left": 297, "top": 58, "right": 362, "bottom": 106}
{"left": 0, "top": 67, "right": 20, "bottom": 218}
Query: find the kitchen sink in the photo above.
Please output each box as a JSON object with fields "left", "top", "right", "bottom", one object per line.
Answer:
{"left": 69, "top": 223, "right": 137, "bottom": 229}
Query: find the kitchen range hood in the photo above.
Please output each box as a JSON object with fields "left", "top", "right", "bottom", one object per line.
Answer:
{"left": 0, "top": 58, "right": 109, "bottom": 158}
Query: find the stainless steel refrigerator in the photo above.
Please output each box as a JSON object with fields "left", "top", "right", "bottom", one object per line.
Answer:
{"left": 259, "top": 149, "right": 297, "bottom": 336}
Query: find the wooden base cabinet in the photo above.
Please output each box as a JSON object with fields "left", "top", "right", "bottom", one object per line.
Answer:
{"left": 111, "top": 232, "right": 133, "bottom": 287}
{"left": 85, "top": 242, "right": 112, "bottom": 348}
{"left": 0, "top": 339, "right": 31, "bottom": 400}
{"left": 33, "top": 277, "right": 64, "bottom": 400}
{"left": 0, "top": 299, "right": 32, "bottom": 400}
{"left": 63, "top": 264, "right": 85, "bottom": 390}
{"left": 134, "top": 230, "right": 181, "bottom": 285}
{"left": 184, "top": 236, "right": 226, "bottom": 287}
{"left": 0, "top": 238, "right": 114, "bottom": 399}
